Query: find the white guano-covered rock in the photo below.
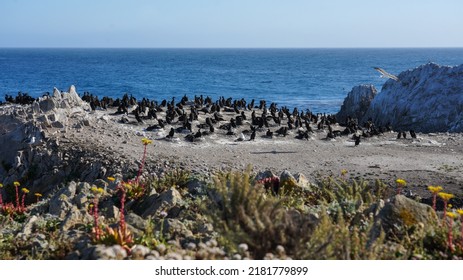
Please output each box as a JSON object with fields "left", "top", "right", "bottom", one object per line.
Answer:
{"left": 362, "top": 63, "right": 463, "bottom": 132}
{"left": 337, "top": 84, "right": 377, "bottom": 124}
{"left": 36, "top": 85, "right": 90, "bottom": 114}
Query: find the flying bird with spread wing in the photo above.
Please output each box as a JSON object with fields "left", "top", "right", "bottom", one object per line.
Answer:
{"left": 374, "top": 67, "right": 400, "bottom": 82}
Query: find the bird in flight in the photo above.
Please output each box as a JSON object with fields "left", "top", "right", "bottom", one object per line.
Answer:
{"left": 374, "top": 67, "right": 400, "bottom": 82}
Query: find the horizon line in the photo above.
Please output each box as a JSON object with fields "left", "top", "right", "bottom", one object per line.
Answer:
{"left": 1, "top": 46, "right": 463, "bottom": 50}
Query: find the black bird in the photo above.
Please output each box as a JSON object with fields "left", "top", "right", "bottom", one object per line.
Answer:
{"left": 402, "top": 131, "right": 407, "bottom": 139}
{"left": 305, "top": 121, "right": 313, "bottom": 133}
{"left": 185, "top": 134, "right": 195, "bottom": 142}
{"left": 230, "top": 118, "right": 237, "bottom": 128}
{"left": 250, "top": 130, "right": 256, "bottom": 141}
{"left": 167, "top": 128, "right": 175, "bottom": 138}
{"left": 397, "top": 132, "right": 402, "bottom": 139}
{"left": 410, "top": 130, "right": 417, "bottom": 139}
{"left": 296, "top": 130, "right": 309, "bottom": 140}
{"left": 206, "top": 117, "right": 213, "bottom": 127}
{"left": 226, "top": 127, "right": 235, "bottom": 136}
{"left": 275, "top": 127, "right": 288, "bottom": 137}
{"left": 241, "top": 111, "right": 247, "bottom": 120}
{"left": 266, "top": 129, "right": 273, "bottom": 138}
{"left": 354, "top": 135, "right": 361, "bottom": 146}
{"left": 235, "top": 116, "right": 243, "bottom": 126}
{"left": 134, "top": 110, "right": 143, "bottom": 123}
{"left": 157, "top": 119, "right": 166, "bottom": 128}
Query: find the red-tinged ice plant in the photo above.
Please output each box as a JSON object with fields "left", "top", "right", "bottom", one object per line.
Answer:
{"left": 427, "top": 185, "right": 443, "bottom": 211}
{"left": 446, "top": 212, "right": 458, "bottom": 252}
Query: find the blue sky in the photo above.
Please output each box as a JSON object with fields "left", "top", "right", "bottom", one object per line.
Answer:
{"left": 0, "top": 0, "right": 462, "bottom": 48}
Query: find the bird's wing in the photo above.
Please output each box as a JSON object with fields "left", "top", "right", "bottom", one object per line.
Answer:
{"left": 374, "top": 67, "right": 400, "bottom": 82}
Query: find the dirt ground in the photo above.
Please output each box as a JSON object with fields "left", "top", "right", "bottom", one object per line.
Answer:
{"left": 60, "top": 106, "right": 463, "bottom": 202}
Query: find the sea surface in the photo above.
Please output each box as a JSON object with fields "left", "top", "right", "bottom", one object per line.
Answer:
{"left": 0, "top": 48, "right": 462, "bottom": 113}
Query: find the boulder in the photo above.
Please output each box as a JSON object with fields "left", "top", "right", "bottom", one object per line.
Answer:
{"left": 48, "top": 182, "right": 78, "bottom": 217}
{"left": 99, "top": 199, "right": 120, "bottom": 221}
{"left": 22, "top": 215, "right": 39, "bottom": 235}
{"left": 162, "top": 218, "right": 193, "bottom": 239}
{"left": 61, "top": 209, "right": 92, "bottom": 231}
{"left": 77, "top": 182, "right": 92, "bottom": 194}
{"left": 254, "top": 170, "right": 276, "bottom": 182}
{"left": 66, "top": 85, "right": 84, "bottom": 107}
{"left": 373, "top": 195, "right": 438, "bottom": 237}
{"left": 131, "top": 245, "right": 151, "bottom": 259}
{"left": 74, "top": 193, "right": 89, "bottom": 209}
{"left": 125, "top": 212, "right": 146, "bottom": 231}
{"left": 35, "top": 85, "right": 89, "bottom": 114}
{"left": 336, "top": 85, "right": 377, "bottom": 124}
{"left": 91, "top": 245, "right": 127, "bottom": 260}
{"left": 362, "top": 63, "right": 463, "bottom": 132}
{"left": 61, "top": 181, "right": 77, "bottom": 198}
{"left": 142, "top": 188, "right": 183, "bottom": 218}
{"left": 39, "top": 98, "right": 57, "bottom": 113}
{"left": 52, "top": 121, "right": 65, "bottom": 129}
{"left": 279, "top": 170, "right": 302, "bottom": 193}
{"left": 49, "top": 196, "right": 74, "bottom": 218}
{"left": 293, "top": 172, "right": 314, "bottom": 191}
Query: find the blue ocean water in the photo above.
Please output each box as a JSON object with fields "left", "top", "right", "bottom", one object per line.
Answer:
{"left": 0, "top": 48, "right": 462, "bottom": 113}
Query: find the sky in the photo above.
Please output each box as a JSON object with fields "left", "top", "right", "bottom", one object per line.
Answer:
{"left": 0, "top": 0, "right": 462, "bottom": 48}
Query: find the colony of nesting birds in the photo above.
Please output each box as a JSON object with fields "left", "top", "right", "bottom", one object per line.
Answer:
{"left": 4, "top": 91, "right": 417, "bottom": 144}
{"left": 79, "top": 92, "right": 407, "bottom": 144}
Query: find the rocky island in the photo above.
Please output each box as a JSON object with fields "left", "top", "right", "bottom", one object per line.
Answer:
{"left": 0, "top": 63, "right": 462, "bottom": 260}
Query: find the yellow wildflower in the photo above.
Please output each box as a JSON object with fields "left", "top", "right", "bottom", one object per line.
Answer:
{"left": 395, "top": 179, "right": 407, "bottom": 187}
{"left": 427, "top": 185, "right": 443, "bottom": 194}
{"left": 21, "top": 188, "right": 29, "bottom": 194}
{"left": 141, "top": 137, "right": 153, "bottom": 145}
{"left": 446, "top": 212, "right": 458, "bottom": 219}
{"left": 34, "top": 193, "right": 42, "bottom": 197}
{"left": 0, "top": 183, "right": 3, "bottom": 188}
{"left": 341, "top": 169, "right": 348, "bottom": 176}
{"left": 91, "top": 186, "right": 104, "bottom": 194}
{"left": 107, "top": 177, "right": 116, "bottom": 182}
{"left": 456, "top": 209, "right": 463, "bottom": 216}
{"left": 13, "top": 181, "right": 20, "bottom": 187}
{"left": 438, "top": 192, "right": 454, "bottom": 201}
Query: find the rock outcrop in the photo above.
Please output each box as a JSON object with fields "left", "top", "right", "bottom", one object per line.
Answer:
{"left": 362, "top": 63, "right": 463, "bottom": 132}
{"left": 370, "top": 195, "right": 438, "bottom": 241}
{"left": 0, "top": 86, "right": 128, "bottom": 197}
{"left": 33, "top": 85, "right": 90, "bottom": 114}
{"left": 336, "top": 85, "right": 377, "bottom": 125}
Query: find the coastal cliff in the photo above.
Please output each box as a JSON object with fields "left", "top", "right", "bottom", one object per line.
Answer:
{"left": 361, "top": 63, "right": 463, "bottom": 132}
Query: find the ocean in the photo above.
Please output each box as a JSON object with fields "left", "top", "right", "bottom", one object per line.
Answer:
{"left": 0, "top": 48, "right": 462, "bottom": 113}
